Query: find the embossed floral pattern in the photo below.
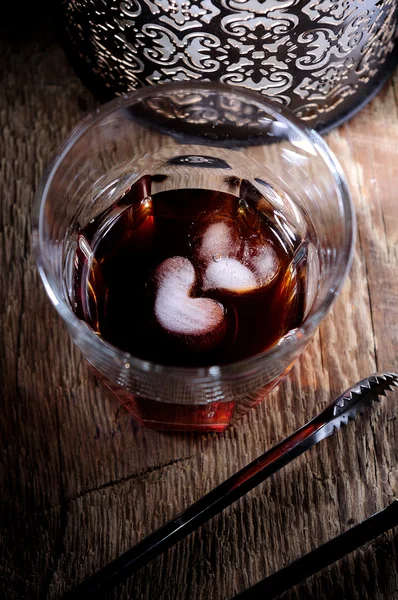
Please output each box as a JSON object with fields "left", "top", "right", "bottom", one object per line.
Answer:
{"left": 61, "top": 0, "right": 397, "bottom": 128}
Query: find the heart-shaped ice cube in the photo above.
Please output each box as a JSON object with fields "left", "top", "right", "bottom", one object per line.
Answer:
{"left": 155, "top": 257, "right": 225, "bottom": 343}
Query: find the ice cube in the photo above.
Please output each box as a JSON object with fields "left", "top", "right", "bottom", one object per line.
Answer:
{"left": 199, "top": 221, "right": 236, "bottom": 262}
{"left": 155, "top": 256, "right": 225, "bottom": 337}
{"left": 250, "top": 244, "right": 279, "bottom": 286}
{"left": 203, "top": 257, "right": 258, "bottom": 293}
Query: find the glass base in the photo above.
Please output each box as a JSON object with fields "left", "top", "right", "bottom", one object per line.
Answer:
{"left": 95, "top": 368, "right": 290, "bottom": 432}
{"left": 118, "top": 391, "right": 236, "bottom": 432}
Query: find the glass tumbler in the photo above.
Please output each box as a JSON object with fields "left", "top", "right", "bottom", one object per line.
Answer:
{"left": 33, "top": 82, "right": 355, "bottom": 432}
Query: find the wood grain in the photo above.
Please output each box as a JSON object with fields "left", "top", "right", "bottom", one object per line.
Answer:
{"left": 1, "top": 14, "right": 398, "bottom": 600}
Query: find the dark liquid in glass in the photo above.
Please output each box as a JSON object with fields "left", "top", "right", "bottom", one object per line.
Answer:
{"left": 74, "top": 177, "right": 304, "bottom": 366}
{"left": 73, "top": 175, "right": 307, "bottom": 429}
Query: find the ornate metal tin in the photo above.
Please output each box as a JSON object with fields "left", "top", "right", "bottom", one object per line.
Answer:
{"left": 60, "top": 0, "right": 398, "bottom": 130}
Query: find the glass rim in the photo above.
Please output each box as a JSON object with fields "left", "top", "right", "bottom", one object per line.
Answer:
{"left": 32, "top": 81, "right": 356, "bottom": 382}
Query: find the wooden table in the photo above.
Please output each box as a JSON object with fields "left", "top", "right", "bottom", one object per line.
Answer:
{"left": 1, "top": 12, "right": 398, "bottom": 600}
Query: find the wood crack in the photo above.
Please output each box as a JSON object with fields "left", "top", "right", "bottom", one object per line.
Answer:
{"left": 70, "top": 454, "right": 196, "bottom": 501}
{"left": 0, "top": 455, "right": 196, "bottom": 526}
{"left": 346, "top": 127, "right": 379, "bottom": 373}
